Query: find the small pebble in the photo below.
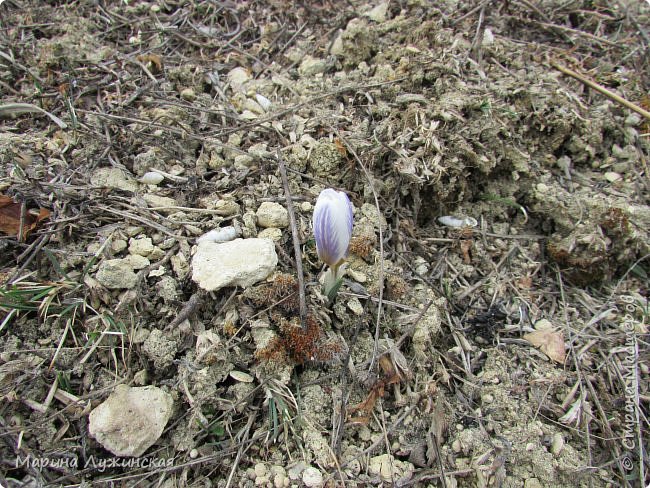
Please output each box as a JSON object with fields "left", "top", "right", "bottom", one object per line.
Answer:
{"left": 254, "top": 476, "right": 270, "bottom": 486}
{"left": 189, "top": 448, "right": 198, "bottom": 459}
{"left": 451, "top": 439, "right": 462, "bottom": 453}
{"left": 255, "top": 93, "right": 272, "bottom": 111}
{"left": 300, "top": 201, "right": 312, "bottom": 212}
{"left": 180, "top": 88, "right": 196, "bottom": 102}
{"left": 535, "top": 183, "right": 549, "bottom": 193}
{"left": 129, "top": 236, "right": 154, "bottom": 257}
{"left": 197, "top": 226, "right": 238, "bottom": 244}
{"left": 550, "top": 432, "right": 565, "bottom": 455}
{"left": 534, "top": 318, "right": 553, "bottom": 330}
{"left": 111, "top": 239, "right": 127, "bottom": 253}
{"left": 481, "top": 393, "right": 494, "bottom": 404}
{"left": 139, "top": 172, "right": 164, "bottom": 185}
{"left": 230, "top": 371, "right": 254, "bottom": 383}
{"left": 254, "top": 462, "right": 267, "bottom": 478}
{"left": 287, "top": 461, "right": 306, "bottom": 480}
{"left": 302, "top": 466, "right": 323, "bottom": 488}
{"left": 524, "top": 478, "right": 543, "bottom": 488}
{"left": 347, "top": 268, "right": 367, "bottom": 283}
{"left": 604, "top": 171, "right": 622, "bottom": 183}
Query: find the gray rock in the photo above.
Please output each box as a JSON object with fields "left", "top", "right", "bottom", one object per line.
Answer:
{"left": 96, "top": 259, "right": 137, "bottom": 289}
{"left": 191, "top": 238, "right": 277, "bottom": 291}
{"left": 88, "top": 384, "right": 173, "bottom": 457}
{"left": 256, "top": 202, "right": 289, "bottom": 228}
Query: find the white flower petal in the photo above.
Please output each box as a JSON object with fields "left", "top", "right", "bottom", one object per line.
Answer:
{"left": 313, "top": 189, "right": 354, "bottom": 266}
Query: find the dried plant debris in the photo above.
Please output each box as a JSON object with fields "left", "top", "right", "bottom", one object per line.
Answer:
{"left": 256, "top": 314, "right": 345, "bottom": 366}
{"left": 0, "top": 0, "right": 648, "bottom": 486}
{"left": 0, "top": 195, "right": 50, "bottom": 241}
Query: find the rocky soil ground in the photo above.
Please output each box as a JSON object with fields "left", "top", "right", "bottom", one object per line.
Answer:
{"left": 1, "top": 0, "right": 649, "bottom": 487}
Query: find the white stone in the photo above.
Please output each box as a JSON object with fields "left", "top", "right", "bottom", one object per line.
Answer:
{"left": 139, "top": 172, "right": 164, "bottom": 185}
{"left": 228, "top": 67, "right": 251, "bottom": 92}
{"left": 483, "top": 27, "right": 495, "bottom": 45}
{"left": 300, "top": 201, "right": 312, "bottom": 212}
{"left": 302, "top": 466, "right": 323, "bottom": 487}
{"left": 534, "top": 318, "right": 553, "bottom": 331}
{"left": 256, "top": 202, "right": 289, "bottom": 228}
{"left": 330, "top": 33, "right": 344, "bottom": 56}
{"left": 123, "top": 254, "right": 150, "bottom": 270}
{"left": 287, "top": 461, "right": 307, "bottom": 480}
{"left": 550, "top": 433, "right": 565, "bottom": 455}
{"left": 90, "top": 167, "right": 138, "bottom": 193}
{"left": 535, "top": 183, "right": 549, "bottom": 194}
{"left": 368, "top": 454, "right": 414, "bottom": 482}
{"left": 243, "top": 98, "right": 265, "bottom": 115}
{"left": 255, "top": 93, "right": 272, "bottom": 111}
{"left": 191, "top": 238, "right": 277, "bottom": 291}
{"left": 96, "top": 259, "right": 137, "bottom": 289}
{"left": 111, "top": 239, "right": 128, "bottom": 253}
{"left": 88, "top": 385, "right": 173, "bottom": 457}
{"left": 347, "top": 268, "right": 367, "bottom": 283}
{"left": 197, "top": 226, "right": 238, "bottom": 244}
{"left": 180, "top": 88, "right": 196, "bottom": 102}
{"left": 212, "top": 200, "right": 240, "bottom": 216}
{"left": 129, "top": 236, "right": 154, "bottom": 256}
{"left": 364, "top": 2, "right": 389, "bottom": 22}
{"left": 254, "top": 463, "right": 267, "bottom": 477}
{"left": 258, "top": 227, "right": 282, "bottom": 241}
{"left": 143, "top": 193, "right": 178, "bottom": 210}
{"left": 230, "top": 371, "right": 254, "bottom": 383}
{"left": 347, "top": 297, "right": 364, "bottom": 316}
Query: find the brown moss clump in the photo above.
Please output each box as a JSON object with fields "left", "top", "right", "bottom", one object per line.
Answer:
{"left": 255, "top": 315, "right": 345, "bottom": 365}
{"left": 349, "top": 235, "right": 375, "bottom": 260}
{"left": 546, "top": 241, "right": 607, "bottom": 286}
{"left": 245, "top": 273, "right": 299, "bottom": 312}
{"left": 386, "top": 273, "right": 409, "bottom": 301}
{"left": 600, "top": 207, "right": 630, "bottom": 236}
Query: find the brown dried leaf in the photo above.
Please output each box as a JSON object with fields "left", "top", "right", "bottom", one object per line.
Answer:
{"left": 523, "top": 329, "right": 566, "bottom": 363}
{"left": 0, "top": 195, "right": 50, "bottom": 240}
{"left": 346, "top": 381, "right": 385, "bottom": 426}
{"left": 136, "top": 54, "right": 163, "bottom": 73}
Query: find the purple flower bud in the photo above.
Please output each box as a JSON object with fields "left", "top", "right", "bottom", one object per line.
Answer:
{"left": 313, "top": 189, "right": 354, "bottom": 268}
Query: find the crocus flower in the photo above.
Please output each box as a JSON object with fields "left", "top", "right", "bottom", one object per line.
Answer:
{"left": 313, "top": 188, "right": 354, "bottom": 270}
{"left": 313, "top": 188, "right": 354, "bottom": 303}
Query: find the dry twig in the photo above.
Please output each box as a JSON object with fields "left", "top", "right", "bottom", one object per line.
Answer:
{"left": 551, "top": 60, "right": 650, "bottom": 120}
{"left": 275, "top": 152, "right": 308, "bottom": 328}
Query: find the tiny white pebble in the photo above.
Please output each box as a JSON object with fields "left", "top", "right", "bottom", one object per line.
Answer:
{"left": 254, "top": 462, "right": 267, "bottom": 477}
{"left": 255, "top": 93, "right": 272, "bottom": 111}
{"left": 438, "top": 215, "right": 477, "bottom": 228}
{"left": 302, "top": 467, "right": 323, "bottom": 488}
{"left": 197, "top": 226, "right": 238, "bottom": 244}
{"left": 139, "top": 172, "right": 165, "bottom": 185}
